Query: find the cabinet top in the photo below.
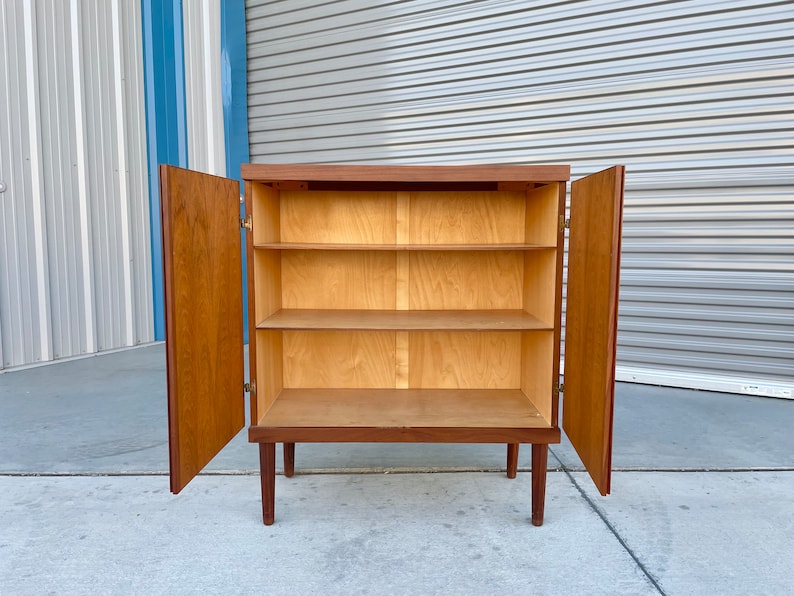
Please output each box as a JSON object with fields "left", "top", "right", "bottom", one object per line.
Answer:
{"left": 241, "top": 163, "right": 570, "bottom": 184}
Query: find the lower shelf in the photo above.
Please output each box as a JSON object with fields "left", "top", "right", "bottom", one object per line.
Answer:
{"left": 248, "top": 389, "right": 559, "bottom": 444}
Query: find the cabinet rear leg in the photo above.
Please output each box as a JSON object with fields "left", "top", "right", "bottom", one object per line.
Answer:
{"left": 283, "top": 442, "right": 295, "bottom": 478}
{"left": 506, "top": 443, "right": 519, "bottom": 479}
{"left": 260, "top": 443, "right": 276, "bottom": 525}
{"left": 531, "top": 443, "right": 548, "bottom": 526}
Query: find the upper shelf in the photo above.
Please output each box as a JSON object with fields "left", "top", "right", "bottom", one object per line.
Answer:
{"left": 257, "top": 309, "right": 553, "bottom": 331}
{"left": 253, "top": 242, "right": 556, "bottom": 251}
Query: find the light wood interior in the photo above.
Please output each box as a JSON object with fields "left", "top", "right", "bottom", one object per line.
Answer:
{"left": 249, "top": 180, "right": 563, "bottom": 432}
{"left": 258, "top": 389, "right": 549, "bottom": 429}
{"left": 409, "top": 191, "right": 526, "bottom": 244}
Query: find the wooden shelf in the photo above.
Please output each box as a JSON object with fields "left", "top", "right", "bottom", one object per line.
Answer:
{"left": 254, "top": 242, "right": 555, "bottom": 251}
{"left": 257, "top": 309, "right": 552, "bottom": 331}
{"left": 254, "top": 388, "right": 551, "bottom": 430}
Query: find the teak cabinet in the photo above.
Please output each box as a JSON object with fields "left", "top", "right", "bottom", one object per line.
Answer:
{"left": 160, "top": 163, "right": 624, "bottom": 526}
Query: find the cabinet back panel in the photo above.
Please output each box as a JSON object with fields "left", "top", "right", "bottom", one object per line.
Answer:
{"left": 409, "top": 331, "right": 521, "bottom": 389}
{"left": 409, "top": 251, "right": 523, "bottom": 309}
{"left": 283, "top": 330, "right": 397, "bottom": 388}
{"left": 409, "top": 191, "right": 526, "bottom": 244}
{"left": 280, "top": 191, "right": 397, "bottom": 244}
{"left": 282, "top": 251, "right": 397, "bottom": 309}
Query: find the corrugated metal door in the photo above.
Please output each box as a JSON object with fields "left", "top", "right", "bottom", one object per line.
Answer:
{"left": 0, "top": 0, "right": 152, "bottom": 369}
{"left": 245, "top": 0, "right": 793, "bottom": 396}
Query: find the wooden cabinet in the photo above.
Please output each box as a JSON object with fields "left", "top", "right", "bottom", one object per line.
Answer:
{"left": 160, "top": 163, "right": 624, "bottom": 526}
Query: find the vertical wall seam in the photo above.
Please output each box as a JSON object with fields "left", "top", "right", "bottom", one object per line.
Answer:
{"left": 22, "top": 0, "right": 51, "bottom": 362}
{"left": 111, "top": 0, "right": 135, "bottom": 345}
{"left": 70, "top": 0, "right": 96, "bottom": 354}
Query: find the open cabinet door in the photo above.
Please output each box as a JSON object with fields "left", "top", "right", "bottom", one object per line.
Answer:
{"left": 160, "top": 165, "right": 245, "bottom": 493}
{"left": 562, "top": 165, "right": 625, "bottom": 496}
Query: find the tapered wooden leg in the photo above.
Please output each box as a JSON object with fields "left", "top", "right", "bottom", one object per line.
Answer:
{"left": 506, "top": 443, "right": 519, "bottom": 479}
{"left": 283, "top": 442, "right": 295, "bottom": 478}
{"left": 531, "top": 443, "right": 548, "bottom": 526}
{"left": 260, "top": 442, "right": 276, "bottom": 525}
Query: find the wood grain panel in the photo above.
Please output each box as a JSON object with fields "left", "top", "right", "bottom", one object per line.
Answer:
{"left": 258, "top": 309, "right": 552, "bottom": 331}
{"left": 409, "top": 251, "right": 523, "bottom": 309}
{"left": 525, "top": 183, "right": 562, "bottom": 246}
{"left": 523, "top": 249, "right": 557, "bottom": 325}
{"left": 160, "top": 165, "right": 244, "bottom": 494}
{"left": 250, "top": 182, "right": 280, "bottom": 245}
{"left": 242, "top": 163, "right": 571, "bottom": 183}
{"left": 255, "top": 330, "right": 283, "bottom": 422}
{"left": 283, "top": 330, "right": 396, "bottom": 388}
{"left": 253, "top": 250, "right": 282, "bottom": 323}
{"left": 521, "top": 331, "right": 554, "bottom": 424}
{"left": 409, "top": 191, "right": 526, "bottom": 244}
{"left": 563, "top": 166, "right": 625, "bottom": 496}
{"left": 282, "top": 250, "right": 396, "bottom": 309}
{"left": 409, "top": 331, "right": 521, "bottom": 388}
{"left": 280, "top": 190, "right": 397, "bottom": 244}
{"left": 257, "top": 389, "right": 549, "bottom": 429}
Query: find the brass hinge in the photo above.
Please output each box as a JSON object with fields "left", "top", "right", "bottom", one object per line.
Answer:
{"left": 244, "top": 380, "right": 256, "bottom": 394}
{"left": 558, "top": 215, "right": 570, "bottom": 232}
{"left": 240, "top": 215, "right": 252, "bottom": 231}
{"left": 554, "top": 381, "right": 565, "bottom": 394}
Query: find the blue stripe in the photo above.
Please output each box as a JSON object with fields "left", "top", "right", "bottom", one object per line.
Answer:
{"left": 141, "top": 0, "right": 188, "bottom": 341}
{"left": 221, "top": 0, "right": 251, "bottom": 343}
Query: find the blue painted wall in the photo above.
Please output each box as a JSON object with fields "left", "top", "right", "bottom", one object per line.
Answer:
{"left": 141, "top": 0, "right": 189, "bottom": 341}
{"left": 221, "top": 0, "right": 251, "bottom": 342}
{"left": 142, "top": 0, "right": 249, "bottom": 342}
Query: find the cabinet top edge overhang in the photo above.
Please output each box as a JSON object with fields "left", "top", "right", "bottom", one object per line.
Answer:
{"left": 240, "top": 163, "right": 571, "bottom": 185}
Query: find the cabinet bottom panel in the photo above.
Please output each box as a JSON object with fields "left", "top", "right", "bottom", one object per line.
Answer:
{"left": 248, "top": 388, "right": 559, "bottom": 444}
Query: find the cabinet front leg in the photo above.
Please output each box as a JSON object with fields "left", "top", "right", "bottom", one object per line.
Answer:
{"left": 260, "top": 442, "right": 276, "bottom": 525}
{"left": 283, "top": 442, "right": 295, "bottom": 478}
{"left": 531, "top": 443, "right": 548, "bottom": 526}
{"left": 506, "top": 443, "right": 519, "bottom": 479}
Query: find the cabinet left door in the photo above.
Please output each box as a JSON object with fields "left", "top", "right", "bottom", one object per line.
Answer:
{"left": 160, "top": 165, "right": 245, "bottom": 493}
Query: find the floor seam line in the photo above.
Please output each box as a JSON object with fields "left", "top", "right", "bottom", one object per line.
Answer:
{"left": 562, "top": 466, "right": 668, "bottom": 596}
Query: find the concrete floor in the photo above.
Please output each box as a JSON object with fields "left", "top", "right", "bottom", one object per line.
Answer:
{"left": 1, "top": 343, "right": 793, "bottom": 595}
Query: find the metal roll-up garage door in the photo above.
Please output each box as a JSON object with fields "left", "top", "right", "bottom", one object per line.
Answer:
{"left": 245, "top": 0, "right": 793, "bottom": 397}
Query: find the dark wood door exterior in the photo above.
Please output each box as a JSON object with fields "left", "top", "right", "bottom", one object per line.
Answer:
{"left": 562, "top": 165, "right": 625, "bottom": 496}
{"left": 160, "top": 165, "right": 245, "bottom": 493}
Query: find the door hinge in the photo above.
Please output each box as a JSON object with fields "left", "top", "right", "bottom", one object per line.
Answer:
{"left": 558, "top": 215, "right": 570, "bottom": 232}
{"left": 554, "top": 381, "right": 564, "bottom": 394}
{"left": 240, "top": 215, "right": 252, "bottom": 231}
{"left": 244, "top": 380, "right": 256, "bottom": 395}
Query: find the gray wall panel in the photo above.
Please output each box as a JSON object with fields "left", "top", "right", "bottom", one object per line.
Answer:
{"left": 0, "top": 0, "right": 152, "bottom": 369}
{"left": 246, "top": 0, "right": 793, "bottom": 396}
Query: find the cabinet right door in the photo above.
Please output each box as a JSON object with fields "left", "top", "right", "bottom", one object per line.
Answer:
{"left": 562, "top": 165, "right": 625, "bottom": 496}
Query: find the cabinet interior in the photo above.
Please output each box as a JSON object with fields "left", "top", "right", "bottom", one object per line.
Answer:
{"left": 249, "top": 181, "right": 562, "bottom": 433}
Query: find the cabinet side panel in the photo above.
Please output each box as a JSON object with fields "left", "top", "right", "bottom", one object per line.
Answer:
{"left": 409, "top": 191, "right": 526, "bottom": 244}
{"left": 409, "top": 251, "right": 523, "bottom": 309}
{"left": 282, "top": 251, "right": 397, "bottom": 309}
{"left": 251, "top": 183, "right": 280, "bottom": 244}
{"left": 521, "top": 331, "right": 554, "bottom": 424}
{"left": 525, "top": 183, "right": 561, "bottom": 246}
{"left": 280, "top": 190, "right": 397, "bottom": 244}
{"left": 283, "top": 330, "right": 397, "bottom": 388}
{"left": 408, "top": 331, "right": 521, "bottom": 388}
{"left": 160, "top": 165, "right": 245, "bottom": 493}
{"left": 522, "top": 250, "right": 557, "bottom": 326}
{"left": 254, "top": 250, "right": 282, "bottom": 323}
{"left": 255, "top": 329, "right": 283, "bottom": 422}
